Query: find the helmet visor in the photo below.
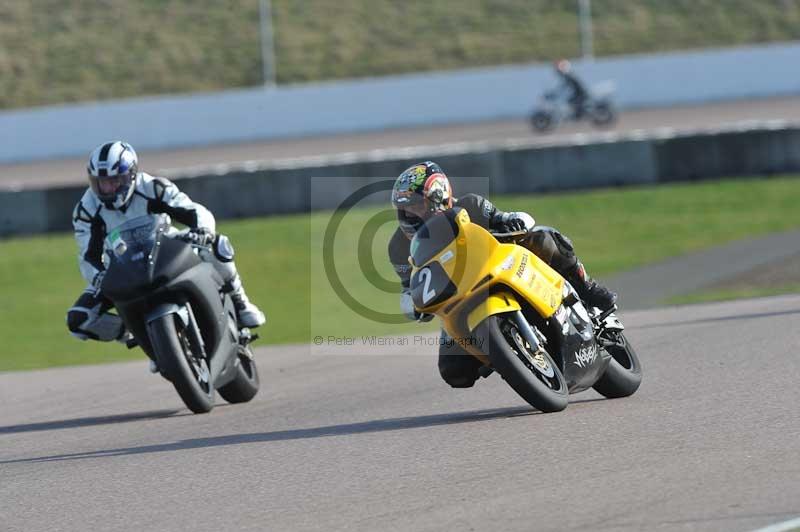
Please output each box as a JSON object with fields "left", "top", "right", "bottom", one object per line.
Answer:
{"left": 90, "top": 171, "right": 133, "bottom": 201}
{"left": 399, "top": 200, "right": 430, "bottom": 221}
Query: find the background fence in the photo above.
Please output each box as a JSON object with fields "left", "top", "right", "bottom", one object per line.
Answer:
{"left": 3, "top": 121, "right": 798, "bottom": 237}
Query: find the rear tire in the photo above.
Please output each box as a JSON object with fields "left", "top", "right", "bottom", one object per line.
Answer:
{"left": 475, "top": 314, "right": 568, "bottom": 413}
{"left": 148, "top": 315, "right": 215, "bottom": 414}
{"left": 218, "top": 346, "right": 260, "bottom": 404}
{"left": 593, "top": 332, "right": 642, "bottom": 398}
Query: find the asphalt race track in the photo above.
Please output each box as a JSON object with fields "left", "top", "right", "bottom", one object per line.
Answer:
{"left": 1, "top": 295, "right": 799, "bottom": 532}
{"left": 2, "top": 95, "right": 800, "bottom": 189}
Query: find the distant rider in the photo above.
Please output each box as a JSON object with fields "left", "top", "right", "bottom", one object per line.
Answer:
{"left": 554, "top": 59, "right": 589, "bottom": 119}
{"left": 388, "top": 161, "right": 616, "bottom": 389}
{"left": 67, "top": 140, "right": 265, "bottom": 350}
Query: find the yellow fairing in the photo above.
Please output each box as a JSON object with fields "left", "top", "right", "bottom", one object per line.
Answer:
{"left": 414, "top": 209, "right": 565, "bottom": 351}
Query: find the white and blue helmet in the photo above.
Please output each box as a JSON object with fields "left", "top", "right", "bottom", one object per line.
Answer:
{"left": 87, "top": 141, "right": 138, "bottom": 209}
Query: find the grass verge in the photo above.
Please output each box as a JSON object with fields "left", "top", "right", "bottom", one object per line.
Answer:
{"left": 1, "top": 174, "right": 800, "bottom": 371}
{"left": 2, "top": 1, "right": 800, "bottom": 108}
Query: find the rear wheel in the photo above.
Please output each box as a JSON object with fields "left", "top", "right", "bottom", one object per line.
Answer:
{"left": 148, "top": 315, "right": 215, "bottom": 414}
{"left": 218, "top": 345, "right": 260, "bottom": 404}
{"left": 593, "top": 332, "right": 642, "bottom": 398}
{"left": 475, "top": 314, "right": 568, "bottom": 413}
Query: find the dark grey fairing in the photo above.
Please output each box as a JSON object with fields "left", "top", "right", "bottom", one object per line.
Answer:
{"left": 521, "top": 300, "right": 610, "bottom": 394}
{"left": 101, "top": 230, "right": 240, "bottom": 389}
{"left": 552, "top": 304, "right": 610, "bottom": 393}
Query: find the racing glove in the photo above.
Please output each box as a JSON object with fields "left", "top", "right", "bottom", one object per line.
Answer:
{"left": 496, "top": 212, "right": 535, "bottom": 233}
{"left": 401, "top": 290, "right": 434, "bottom": 323}
{"left": 185, "top": 227, "right": 215, "bottom": 246}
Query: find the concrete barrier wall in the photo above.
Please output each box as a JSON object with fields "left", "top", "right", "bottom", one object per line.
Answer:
{"left": 3, "top": 123, "right": 799, "bottom": 237}
{"left": 2, "top": 42, "right": 799, "bottom": 164}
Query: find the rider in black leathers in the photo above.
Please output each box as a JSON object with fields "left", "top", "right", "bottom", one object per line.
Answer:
{"left": 554, "top": 59, "right": 589, "bottom": 119}
{"left": 388, "top": 161, "right": 616, "bottom": 389}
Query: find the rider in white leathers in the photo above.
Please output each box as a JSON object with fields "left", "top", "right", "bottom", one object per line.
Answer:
{"left": 67, "top": 140, "right": 265, "bottom": 344}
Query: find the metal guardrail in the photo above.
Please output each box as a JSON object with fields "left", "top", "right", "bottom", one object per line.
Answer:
{"left": 2, "top": 121, "right": 799, "bottom": 237}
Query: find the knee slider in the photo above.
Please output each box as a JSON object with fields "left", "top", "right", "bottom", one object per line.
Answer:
{"left": 439, "top": 365, "right": 478, "bottom": 388}
{"left": 67, "top": 309, "right": 93, "bottom": 340}
{"left": 442, "top": 375, "right": 478, "bottom": 388}
{"left": 213, "top": 234, "right": 235, "bottom": 263}
{"left": 67, "top": 309, "right": 89, "bottom": 333}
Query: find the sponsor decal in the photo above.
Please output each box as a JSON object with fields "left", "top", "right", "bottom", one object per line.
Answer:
{"left": 438, "top": 250, "right": 454, "bottom": 264}
{"left": 574, "top": 343, "right": 598, "bottom": 368}
{"left": 408, "top": 164, "right": 428, "bottom": 190}
{"left": 500, "top": 254, "right": 515, "bottom": 271}
{"left": 516, "top": 253, "right": 528, "bottom": 278}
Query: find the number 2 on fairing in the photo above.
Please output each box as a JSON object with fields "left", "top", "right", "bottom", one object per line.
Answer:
{"left": 419, "top": 267, "right": 437, "bottom": 304}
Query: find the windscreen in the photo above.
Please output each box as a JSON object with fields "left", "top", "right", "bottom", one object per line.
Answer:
{"left": 410, "top": 208, "right": 461, "bottom": 267}
{"left": 104, "top": 216, "right": 164, "bottom": 267}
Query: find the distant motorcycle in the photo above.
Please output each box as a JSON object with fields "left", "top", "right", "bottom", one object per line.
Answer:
{"left": 101, "top": 216, "right": 260, "bottom": 414}
{"left": 530, "top": 81, "right": 617, "bottom": 133}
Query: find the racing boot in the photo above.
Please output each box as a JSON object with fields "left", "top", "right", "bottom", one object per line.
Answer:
{"left": 563, "top": 261, "right": 617, "bottom": 311}
{"left": 228, "top": 274, "right": 266, "bottom": 328}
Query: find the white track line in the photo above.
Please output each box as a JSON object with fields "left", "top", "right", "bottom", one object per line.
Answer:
{"left": 751, "top": 517, "right": 800, "bottom": 532}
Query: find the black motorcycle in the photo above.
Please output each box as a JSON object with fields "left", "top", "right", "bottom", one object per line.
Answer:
{"left": 101, "top": 216, "right": 260, "bottom": 413}
{"left": 530, "top": 83, "right": 617, "bottom": 133}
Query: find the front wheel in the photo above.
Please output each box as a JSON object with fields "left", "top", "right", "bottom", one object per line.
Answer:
{"left": 217, "top": 345, "right": 260, "bottom": 404}
{"left": 475, "top": 314, "right": 568, "bottom": 413}
{"left": 593, "top": 332, "right": 642, "bottom": 398}
{"left": 148, "top": 314, "right": 215, "bottom": 414}
{"left": 530, "top": 110, "right": 555, "bottom": 132}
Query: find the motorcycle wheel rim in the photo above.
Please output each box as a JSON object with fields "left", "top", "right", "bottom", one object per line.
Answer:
{"left": 500, "top": 319, "right": 563, "bottom": 392}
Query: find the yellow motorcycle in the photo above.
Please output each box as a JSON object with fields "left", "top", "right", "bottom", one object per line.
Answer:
{"left": 409, "top": 208, "right": 642, "bottom": 413}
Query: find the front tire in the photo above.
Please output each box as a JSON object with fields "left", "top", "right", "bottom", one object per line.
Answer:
{"left": 217, "top": 345, "right": 260, "bottom": 404}
{"left": 475, "top": 314, "right": 568, "bottom": 413}
{"left": 593, "top": 332, "right": 642, "bottom": 398}
{"left": 530, "top": 110, "right": 555, "bottom": 132}
{"left": 148, "top": 315, "right": 215, "bottom": 414}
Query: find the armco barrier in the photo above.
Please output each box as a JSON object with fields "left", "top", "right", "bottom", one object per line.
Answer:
{"left": 652, "top": 124, "right": 800, "bottom": 182}
{"left": 1, "top": 123, "right": 798, "bottom": 237}
{"left": 0, "top": 189, "right": 47, "bottom": 235}
{"left": 499, "top": 137, "right": 658, "bottom": 193}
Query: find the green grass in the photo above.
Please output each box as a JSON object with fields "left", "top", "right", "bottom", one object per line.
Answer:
{"left": 665, "top": 285, "right": 800, "bottom": 306}
{"left": 2, "top": 174, "right": 800, "bottom": 371}
{"left": 2, "top": 0, "right": 800, "bottom": 109}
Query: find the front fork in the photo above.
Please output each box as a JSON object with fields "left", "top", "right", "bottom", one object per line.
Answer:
{"left": 184, "top": 302, "right": 208, "bottom": 359}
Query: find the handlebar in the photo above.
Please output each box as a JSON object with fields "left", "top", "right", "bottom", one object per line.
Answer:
{"left": 173, "top": 231, "right": 213, "bottom": 248}
{"left": 490, "top": 229, "right": 529, "bottom": 242}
